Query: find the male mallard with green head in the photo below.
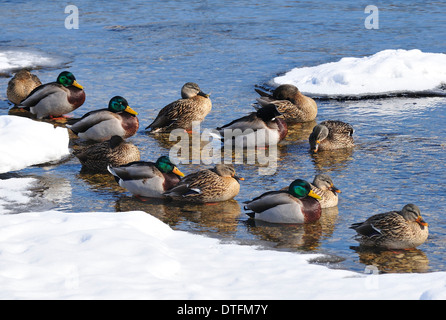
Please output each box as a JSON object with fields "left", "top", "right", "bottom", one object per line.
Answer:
{"left": 68, "top": 96, "right": 139, "bottom": 142}
{"left": 107, "top": 156, "right": 185, "bottom": 199}
{"left": 74, "top": 135, "right": 141, "bottom": 173}
{"left": 244, "top": 179, "right": 322, "bottom": 224}
{"left": 255, "top": 84, "right": 317, "bottom": 123}
{"left": 146, "top": 82, "right": 212, "bottom": 133}
{"left": 7, "top": 69, "right": 42, "bottom": 106}
{"left": 18, "top": 71, "right": 85, "bottom": 119}
{"left": 215, "top": 104, "right": 288, "bottom": 148}
{"left": 164, "top": 164, "right": 243, "bottom": 203}
{"left": 309, "top": 120, "right": 354, "bottom": 153}
{"left": 350, "top": 204, "right": 429, "bottom": 250}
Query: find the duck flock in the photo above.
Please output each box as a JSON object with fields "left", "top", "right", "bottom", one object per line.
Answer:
{"left": 5, "top": 69, "right": 429, "bottom": 251}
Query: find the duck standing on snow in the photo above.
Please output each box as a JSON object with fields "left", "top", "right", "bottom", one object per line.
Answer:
{"left": 74, "top": 136, "right": 141, "bottom": 173}
{"left": 107, "top": 156, "right": 185, "bottom": 199}
{"left": 164, "top": 164, "right": 243, "bottom": 203}
{"left": 310, "top": 174, "right": 341, "bottom": 208}
{"left": 309, "top": 120, "right": 354, "bottom": 153}
{"left": 146, "top": 82, "right": 212, "bottom": 133}
{"left": 255, "top": 84, "right": 317, "bottom": 123}
{"left": 7, "top": 69, "right": 42, "bottom": 106}
{"left": 244, "top": 179, "right": 322, "bottom": 224}
{"left": 215, "top": 104, "right": 288, "bottom": 148}
{"left": 350, "top": 204, "right": 429, "bottom": 250}
{"left": 68, "top": 96, "right": 139, "bottom": 142}
{"left": 18, "top": 71, "right": 85, "bottom": 119}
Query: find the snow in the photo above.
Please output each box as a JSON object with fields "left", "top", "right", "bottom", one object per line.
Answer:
{"left": 272, "top": 49, "right": 446, "bottom": 97}
{"left": 0, "top": 115, "right": 70, "bottom": 174}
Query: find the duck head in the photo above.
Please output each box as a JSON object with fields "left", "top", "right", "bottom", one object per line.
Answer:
{"left": 309, "top": 124, "right": 329, "bottom": 153}
{"left": 400, "top": 204, "right": 428, "bottom": 227}
{"left": 57, "top": 71, "right": 83, "bottom": 89}
{"left": 155, "top": 156, "right": 185, "bottom": 177}
{"left": 288, "top": 179, "right": 321, "bottom": 200}
{"left": 181, "top": 82, "right": 210, "bottom": 99}
{"left": 256, "top": 104, "right": 282, "bottom": 122}
{"left": 108, "top": 96, "right": 138, "bottom": 115}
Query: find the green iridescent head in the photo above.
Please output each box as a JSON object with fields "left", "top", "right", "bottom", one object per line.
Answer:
{"left": 57, "top": 71, "right": 83, "bottom": 89}
{"left": 288, "top": 179, "right": 321, "bottom": 200}
{"left": 108, "top": 96, "right": 138, "bottom": 115}
{"left": 155, "top": 156, "right": 185, "bottom": 177}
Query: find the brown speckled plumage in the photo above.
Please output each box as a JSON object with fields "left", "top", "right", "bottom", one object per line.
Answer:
{"left": 7, "top": 69, "right": 42, "bottom": 105}
{"left": 164, "top": 164, "right": 243, "bottom": 203}
{"left": 309, "top": 120, "right": 354, "bottom": 152}
{"left": 146, "top": 82, "right": 212, "bottom": 133}
{"left": 74, "top": 136, "right": 140, "bottom": 173}
{"left": 310, "top": 174, "right": 341, "bottom": 208}
{"left": 350, "top": 204, "right": 429, "bottom": 249}
{"left": 256, "top": 84, "right": 317, "bottom": 123}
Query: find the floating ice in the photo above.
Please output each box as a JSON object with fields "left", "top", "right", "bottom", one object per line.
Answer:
{"left": 0, "top": 48, "right": 68, "bottom": 76}
{"left": 272, "top": 49, "right": 446, "bottom": 98}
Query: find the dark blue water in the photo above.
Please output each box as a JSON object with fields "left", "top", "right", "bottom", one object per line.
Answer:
{"left": 1, "top": 0, "right": 445, "bottom": 273}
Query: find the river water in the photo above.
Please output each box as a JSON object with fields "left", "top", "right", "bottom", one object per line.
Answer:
{"left": 1, "top": 0, "right": 445, "bottom": 273}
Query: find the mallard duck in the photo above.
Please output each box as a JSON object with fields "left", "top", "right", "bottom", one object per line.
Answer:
{"left": 146, "top": 82, "right": 212, "bottom": 133}
{"left": 7, "top": 69, "right": 42, "bottom": 105}
{"left": 74, "top": 135, "right": 140, "bottom": 173}
{"left": 309, "top": 120, "right": 354, "bottom": 153}
{"left": 310, "top": 174, "right": 341, "bottom": 208}
{"left": 68, "top": 96, "right": 139, "bottom": 142}
{"left": 18, "top": 71, "right": 85, "bottom": 119}
{"left": 255, "top": 84, "right": 317, "bottom": 123}
{"left": 215, "top": 104, "right": 288, "bottom": 148}
{"left": 163, "top": 164, "right": 243, "bottom": 203}
{"left": 350, "top": 204, "right": 429, "bottom": 249}
{"left": 244, "top": 179, "right": 322, "bottom": 224}
{"left": 107, "top": 156, "right": 185, "bottom": 198}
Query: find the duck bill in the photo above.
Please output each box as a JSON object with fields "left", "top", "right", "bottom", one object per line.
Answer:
{"left": 172, "top": 166, "right": 185, "bottom": 177}
{"left": 234, "top": 175, "right": 245, "bottom": 181}
{"left": 308, "top": 189, "right": 322, "bottom": 200}
{"left": 312, "top": 140, "right": 321, "bottom": 153}
{"left": 416, "top": 216, "right": 428, "bottom": 227}
{"left": 331, "top": 185, "right": 341, "bottom": 193}
{"left": 124, "top": 106, "right": 138, "bottom": 115}
{"left": 72, "top": 80, "right": 84, "bottom": 90}
{"left": 198, "top": 91, "right": 210, "bottom": 98}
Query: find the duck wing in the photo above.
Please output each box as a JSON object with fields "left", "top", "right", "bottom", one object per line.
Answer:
{"left": 244, "top": 191, "right": 295, "bottom": 213}
{"left": 107, "top": 161, "right": 159, "bottom": 181}
{"left": 19, "top": 82, "right": 64, "bottom": 108}
{"left": 68, "top": 109, "right": 117, "bottom": 134}
{"left": 146, "top": 99, "right": 189, "bottom": 131}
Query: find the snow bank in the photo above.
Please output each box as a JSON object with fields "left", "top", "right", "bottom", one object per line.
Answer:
{"left": 0, "top": 48, "right": 67, "bottom": 75}
{"left": 272, "top": 49, "right": 446, "bottom": 97}
{"left": 0, "top": 115, "right": 70, "bottom": 174}
{"left": 0, "top": 204, "right": 445, "bottom": 299}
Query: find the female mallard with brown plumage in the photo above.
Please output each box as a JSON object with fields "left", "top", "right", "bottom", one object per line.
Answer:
{"left": 107, "top": 156, "right": 185, "bottom": 199}
{"left": 18, "top": 71, "right": 85, "bottom": 119}
{"left": 7, "top": 69, "right": 42, "bottom": 106}
{"left": 309, "top": 120, "right": 354, "bottom": 153}
{"left": 146, "top": 82, "right": 212, "bottom": 133}
{"left": 244, "top": 179, "right": 322, "bottom": 224}
{"left": 68, "top": 96, "right": 139, "bottom": 142}
{"left": 350, "top": 204, "right": 429, "bottom": 250}
{"left": 255, "top": 84, "right": 317, "bottom": 123}
{"left": 74, "top": 136, "right": 140, "bottom": 173}
{"left": 310, "top": 174, "right": 341, "bottom": 208}
{"left": 164, "top": 164, "right": 243, "bottom": 203}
